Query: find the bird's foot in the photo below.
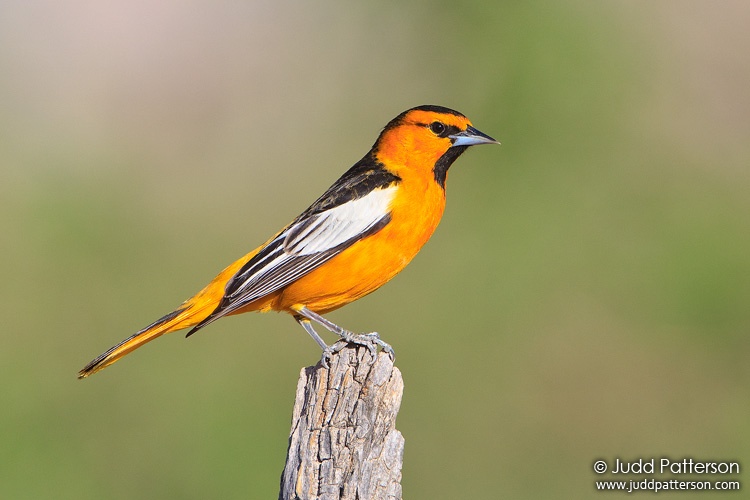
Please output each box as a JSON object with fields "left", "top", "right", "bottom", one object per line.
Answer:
{"left": 318, "top": 333, "right": 395, "bottom": 368}
{"left": 342, "top": 331, "right": 395, "bottom": 361}
{"left": 297, "top": 306, "right": 395, "bottom": 366}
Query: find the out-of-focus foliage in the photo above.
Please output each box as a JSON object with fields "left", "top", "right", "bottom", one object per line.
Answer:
{"left": 2, "top": 1, "right": 748, "bottom": 498}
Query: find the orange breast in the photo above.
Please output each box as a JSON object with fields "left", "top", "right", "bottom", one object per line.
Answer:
{"left": 273, "top": 175, "right": 446, "bottom": 314}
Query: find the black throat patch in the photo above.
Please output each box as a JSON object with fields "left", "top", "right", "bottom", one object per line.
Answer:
{"left": 433, "top": 146, "right": 468, "bottom": 189}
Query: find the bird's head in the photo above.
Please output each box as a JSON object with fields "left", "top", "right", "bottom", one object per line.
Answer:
{"left": 373, "top": 105, "right": 498, "bottom": 187}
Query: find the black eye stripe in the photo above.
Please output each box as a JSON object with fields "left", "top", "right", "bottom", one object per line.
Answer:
{"left": 421, "top": 121, "right": 461, "bottom": 139}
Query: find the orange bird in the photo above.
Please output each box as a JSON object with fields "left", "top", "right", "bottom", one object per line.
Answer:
{"left": 78, "top": 105, "right": 498, "bottom": 378}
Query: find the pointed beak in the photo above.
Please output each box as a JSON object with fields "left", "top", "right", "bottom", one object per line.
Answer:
{"left": 449, "top": 125, "right": 500, "bottom": 147}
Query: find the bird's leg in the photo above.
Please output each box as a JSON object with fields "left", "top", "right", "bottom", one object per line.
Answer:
{"left": 295, "top": 306, "right": 395, "bottom": 362}
{"left": 294, "top": 316, "right": 328, "bottom": 350}
{"left": 295, "top": 316, "right": 336, "bottom": 369}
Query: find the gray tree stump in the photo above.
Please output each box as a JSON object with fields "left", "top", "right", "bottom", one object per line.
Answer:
{"left": 279, "top": 345, "right": 404, "bottom": 500}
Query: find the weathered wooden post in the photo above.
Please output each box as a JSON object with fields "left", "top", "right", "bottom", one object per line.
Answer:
{"left": 279, "top": 345, "right": 404, "bottom": 500}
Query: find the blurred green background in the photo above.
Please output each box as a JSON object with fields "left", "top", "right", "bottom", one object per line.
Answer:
{"left": 2, "top": 1, "right": 749, "bottom": 498}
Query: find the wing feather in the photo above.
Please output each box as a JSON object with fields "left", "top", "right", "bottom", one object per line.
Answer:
{"left": 241, "top": 186, "right": 396, "bottom": 300}
{"left": 186, "top": 185, "right": 397, "bottom": 335}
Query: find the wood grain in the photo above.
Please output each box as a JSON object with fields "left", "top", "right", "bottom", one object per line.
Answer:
{"left": 279, "top": 345, "right": 404, "bottom": 500}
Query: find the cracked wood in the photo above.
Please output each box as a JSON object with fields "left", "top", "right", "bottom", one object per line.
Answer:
{"left": 279, "top": 346, "right": 404, "bottom": 500}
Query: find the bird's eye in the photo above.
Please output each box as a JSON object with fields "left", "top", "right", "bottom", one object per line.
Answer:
{"left": 429, "top": 121, "right": 446, "bottom": 136}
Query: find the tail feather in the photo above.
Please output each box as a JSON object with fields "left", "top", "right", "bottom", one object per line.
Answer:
{"left": 78, "top": 305, "right": 200, "bottom": 379}
{"left": 78, "top": 241, "right": 268, "bottom": 379}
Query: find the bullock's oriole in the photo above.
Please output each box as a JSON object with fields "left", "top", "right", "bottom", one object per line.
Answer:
{"left": 78, "top": 105, "right": 498, "bottom": 378}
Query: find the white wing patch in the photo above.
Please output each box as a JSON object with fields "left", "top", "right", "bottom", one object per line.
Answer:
{"left": 284, "top": 186, "right": 397, "bottom": 255}
{"left": 219, "top": 185, "right": 397, "bottom": 306}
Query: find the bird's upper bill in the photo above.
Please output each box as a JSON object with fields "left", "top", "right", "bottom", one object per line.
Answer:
{"left": 449, "top": 125, "right": 499, "bottom": 147}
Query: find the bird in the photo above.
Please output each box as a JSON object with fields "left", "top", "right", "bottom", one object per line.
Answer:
{"left": 78, "top": 105, "right": 498, "bottom": 378}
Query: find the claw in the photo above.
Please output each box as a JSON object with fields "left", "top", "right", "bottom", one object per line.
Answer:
{"left": 358, "top": 332, "right": 395, "bottom": 361}
{"left": 364, "top": 338, "right": 378, "bottom": 358}
{"left": 320, "top": 347, "right": 333, "bottom": 369}
{"left": 377, "top": 338, "right": 395, "bottom": 361}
